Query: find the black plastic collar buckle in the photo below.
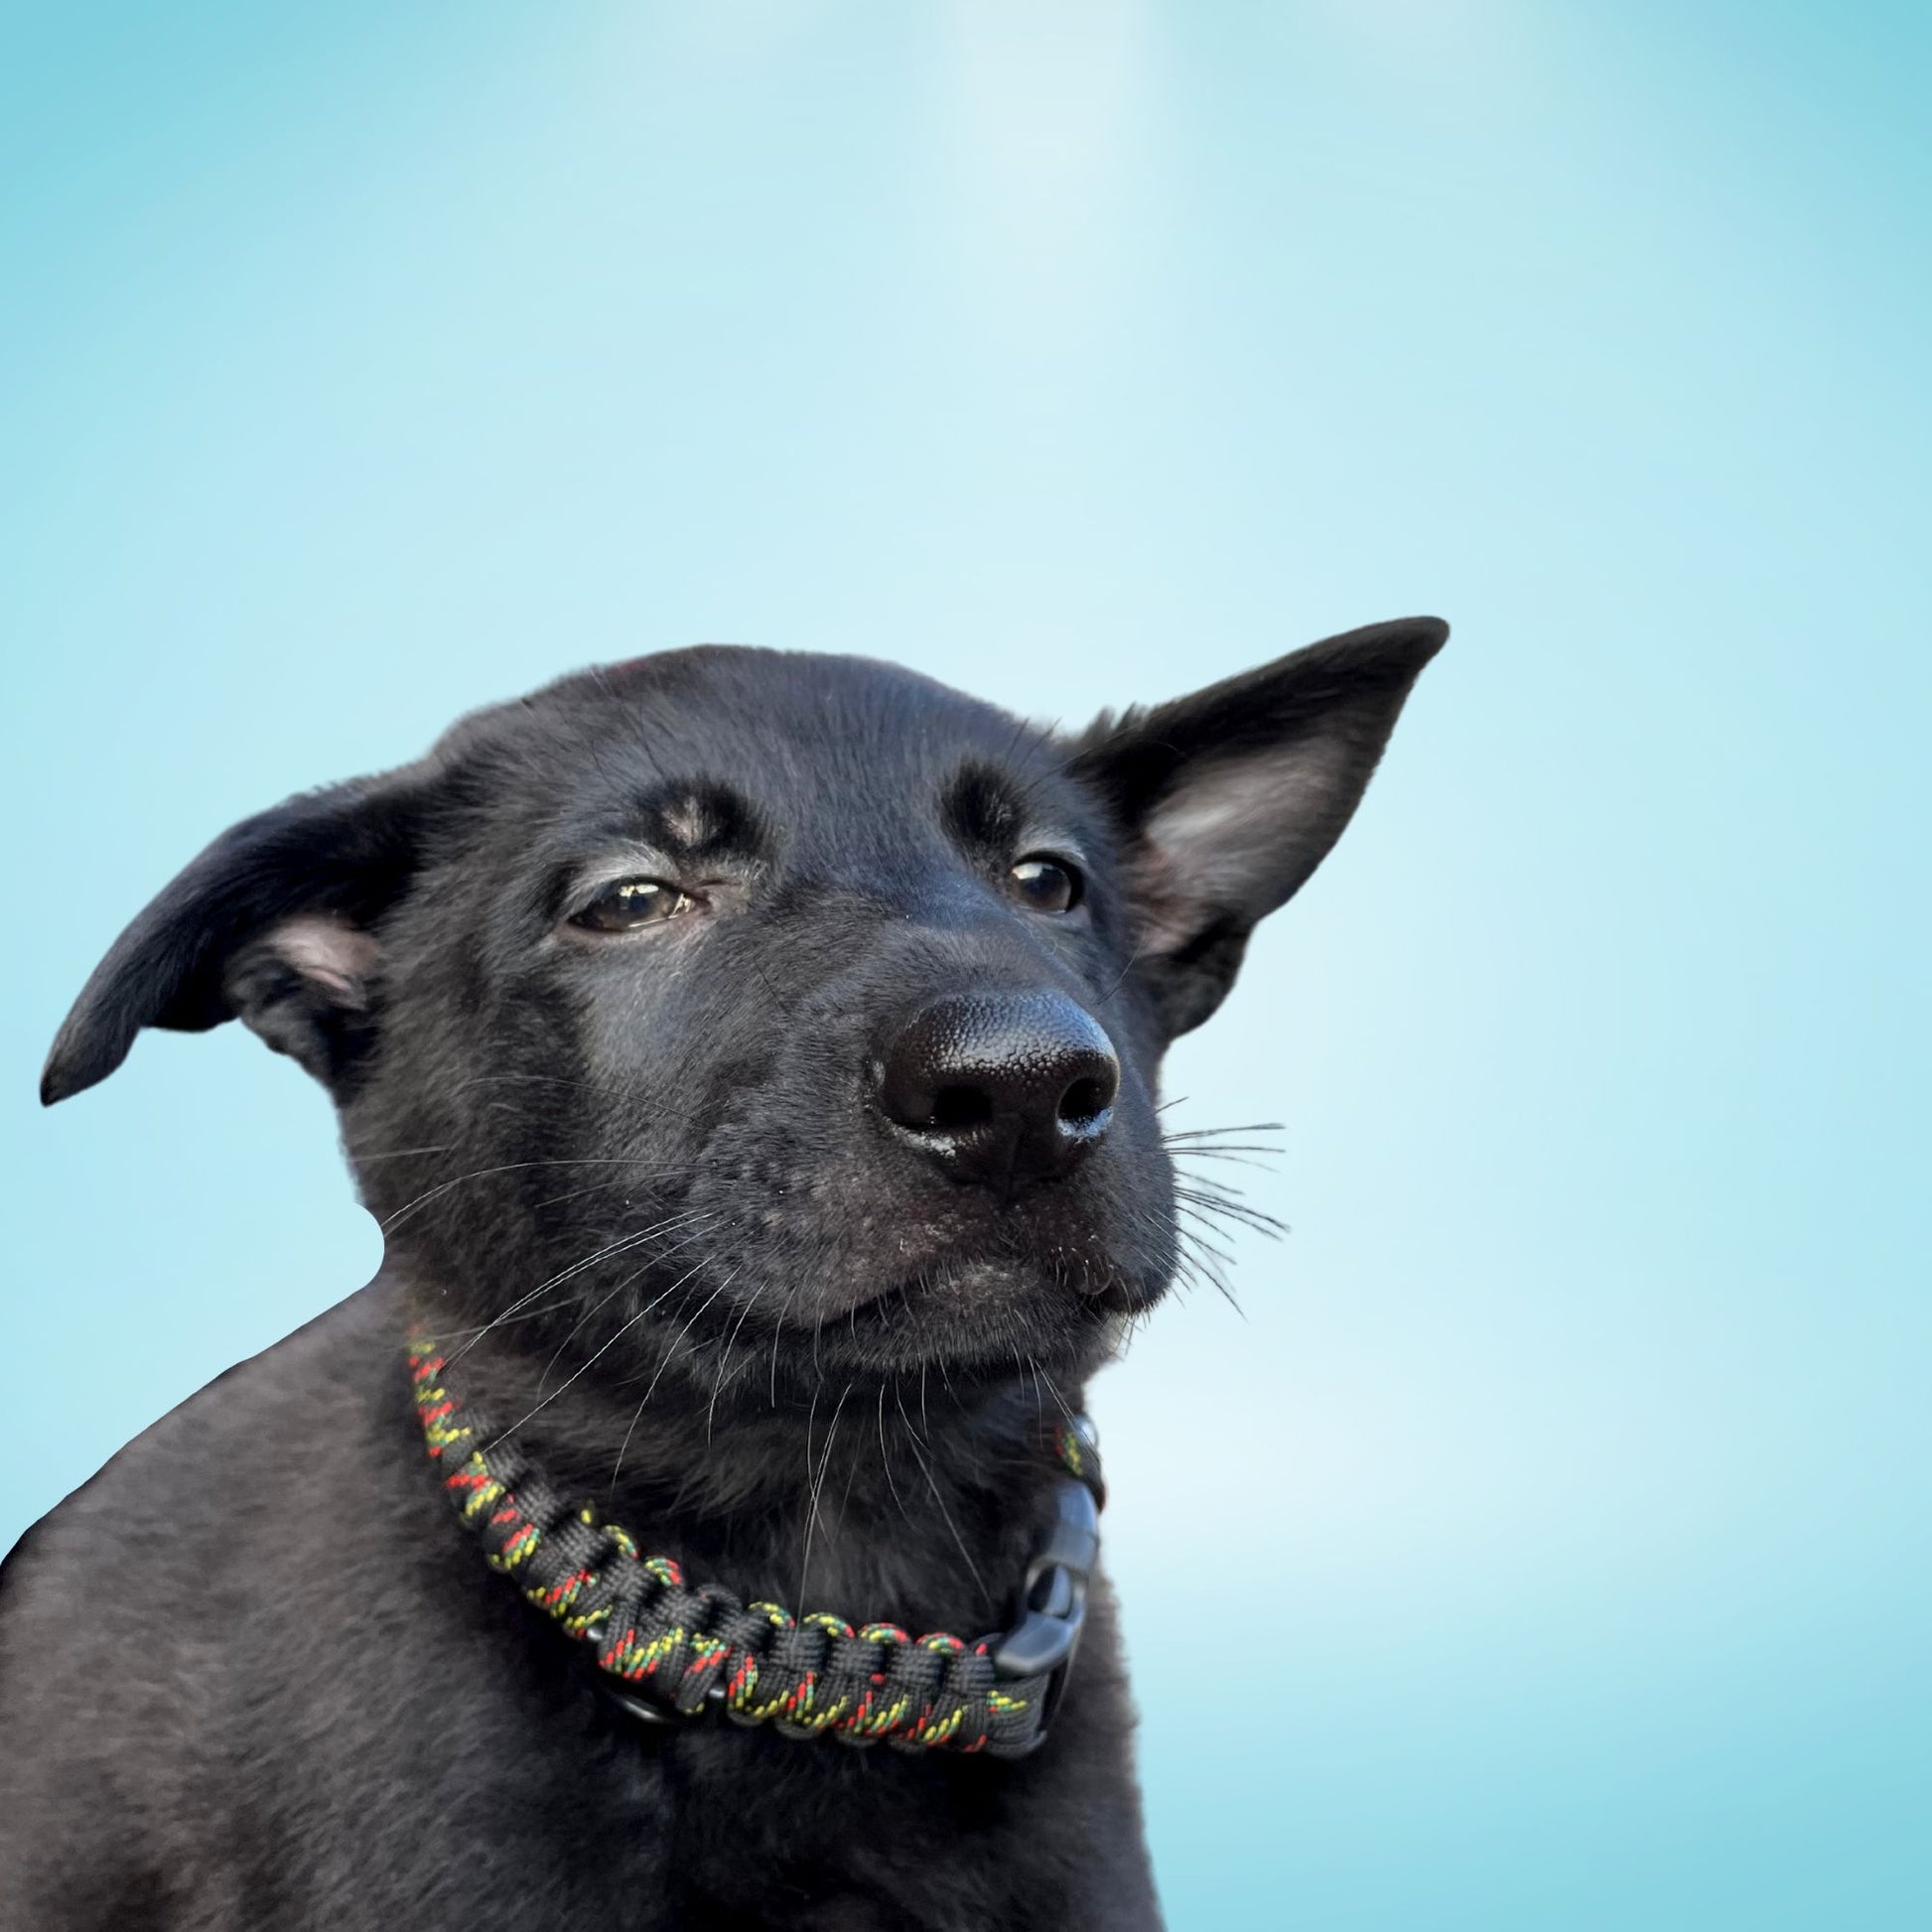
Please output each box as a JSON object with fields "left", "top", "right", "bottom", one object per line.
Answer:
{"left": 989, "top": 1416, "right": 1102, "bottom": 1750}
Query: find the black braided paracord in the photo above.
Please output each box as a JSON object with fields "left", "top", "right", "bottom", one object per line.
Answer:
{"left": 408, "top": 1337, "right": 1102, "bottom": 1756}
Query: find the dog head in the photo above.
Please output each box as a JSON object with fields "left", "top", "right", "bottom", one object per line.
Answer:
{"left": 44, "top": 621, "right": 1444, "bottom": 1396}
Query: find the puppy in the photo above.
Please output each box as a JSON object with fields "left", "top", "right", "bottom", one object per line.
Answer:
{"left": 0, "top": 620, "right": 1444, "bottom": 1930}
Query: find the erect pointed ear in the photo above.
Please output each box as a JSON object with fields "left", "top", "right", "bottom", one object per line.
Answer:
{"left": 41, "top": 765, "right": 436, "bottom": 1105}
{"left": 1070, "top": 616, "right": 1447, "bottom": 1038}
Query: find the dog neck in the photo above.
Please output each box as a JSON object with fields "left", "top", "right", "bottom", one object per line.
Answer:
{"left": 393, "top": 1264, "right": 1084, "bottom": 1642}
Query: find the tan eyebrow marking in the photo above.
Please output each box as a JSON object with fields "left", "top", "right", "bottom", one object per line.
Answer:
{"left": 661, "top": 796, "right": 714, "bottom": 850}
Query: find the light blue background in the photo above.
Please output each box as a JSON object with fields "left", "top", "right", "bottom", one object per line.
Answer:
{"left": 3, "top": 5, "right": 1926, "bottom": 1925}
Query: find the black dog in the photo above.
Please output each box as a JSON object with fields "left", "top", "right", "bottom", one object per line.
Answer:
{"left": 1, "top": 620, "right": 1444, "bottom": 1929}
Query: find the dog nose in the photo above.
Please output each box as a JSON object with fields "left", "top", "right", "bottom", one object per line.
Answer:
{"left": 876, "top": 991, "right": 1120, "bottom": 1194}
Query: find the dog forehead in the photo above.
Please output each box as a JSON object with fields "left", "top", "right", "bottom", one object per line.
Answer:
{"left": 494, "top": 646, "right": 1067, "bottom": 824}
{"left": 602, "top": 645, "right": 1013, "bottom": 752}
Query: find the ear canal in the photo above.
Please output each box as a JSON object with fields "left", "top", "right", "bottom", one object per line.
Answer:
{"left": 40, "top": 768, "right": 432, "bottom": 1105}
{"left": 1070, "top": 616, "right": 1447, "bottom": 1037}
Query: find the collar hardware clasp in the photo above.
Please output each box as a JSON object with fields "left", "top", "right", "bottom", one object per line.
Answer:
{"left": 988, "top": 1438, "right": 1102, "bottom": 1749}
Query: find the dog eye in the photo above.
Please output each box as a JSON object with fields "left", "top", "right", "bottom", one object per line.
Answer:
{"left": 571, "top": 879, "right": 696, "bottom": 933}
{"left": 1007, "top": 856, "right": 1081, "bottom": 913}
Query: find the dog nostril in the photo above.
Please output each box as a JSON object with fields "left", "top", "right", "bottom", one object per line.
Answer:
{"left": 1057, "top": 1076, "right": 1111, "bottom": 1128}
{"left": 875, "top": 990, "right": 1121, "bottom": 1191}
{"left": 928, "top": 1084, "right": 994, "bottom": 1133}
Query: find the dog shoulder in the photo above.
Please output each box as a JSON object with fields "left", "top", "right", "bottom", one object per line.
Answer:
{"left": 2, "top": 1282, "right": 403, "bottom": 1617}
{"left": 0, "top": 1286, "right": 414, "bottom": 1904}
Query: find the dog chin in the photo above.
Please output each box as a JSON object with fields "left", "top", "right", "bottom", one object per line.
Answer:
{"left": 782, "top": 1249, "right": 1159, "bottom": 1373}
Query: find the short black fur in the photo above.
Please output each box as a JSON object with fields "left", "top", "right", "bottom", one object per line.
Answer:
{"left": 3, "top": 620, "right": 1445, "bottom": 1930}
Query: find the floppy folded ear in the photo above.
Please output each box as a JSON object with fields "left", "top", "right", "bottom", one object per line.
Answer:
{"left": 1071, "top": 616, "right": 1447, "bottom": 1037}
{"left": 41, "top": 768, "right": 434, "bottom": 1104}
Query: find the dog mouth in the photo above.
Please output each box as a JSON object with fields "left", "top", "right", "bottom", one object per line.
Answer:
{"left": 662, "top": 1110, "right": 1177, "bottom": 1368}
{"left": 759, "top": 1246, "right": 1159, "bottom": 1372}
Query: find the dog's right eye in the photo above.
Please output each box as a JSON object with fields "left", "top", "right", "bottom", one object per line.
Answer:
{"left": 570, "top": 879, "right": 696, "bottom": 933}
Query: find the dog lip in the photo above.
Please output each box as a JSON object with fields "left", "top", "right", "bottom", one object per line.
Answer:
{"left": 796, "top": 1256, "right": 1005, "bottom": 1323}
{"left": 790, "top": 1250, "right": 1152, "bottom": 1331}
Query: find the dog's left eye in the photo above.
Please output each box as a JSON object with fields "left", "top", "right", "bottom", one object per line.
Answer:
{"left": 571, "top": 879, "right": 697, "bottom": 933}
{"left": 1007, "top": 856, "right": 1081, "bottom": 913}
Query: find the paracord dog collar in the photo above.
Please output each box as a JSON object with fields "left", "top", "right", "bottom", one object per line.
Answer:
{"left": 408, "top": 1337, "right": 1104, "bottom": 1757}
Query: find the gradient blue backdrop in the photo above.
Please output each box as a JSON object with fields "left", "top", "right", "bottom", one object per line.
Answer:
{"left": 4, "top": 5, "right": 1926, "bottom": 1925}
